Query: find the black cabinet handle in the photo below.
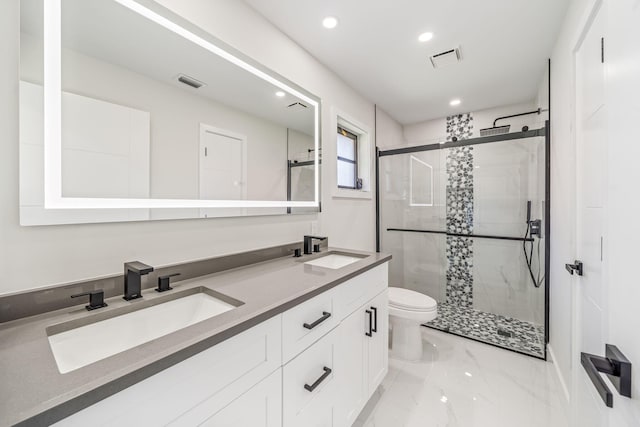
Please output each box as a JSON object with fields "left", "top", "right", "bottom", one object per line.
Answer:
{"left": 581, "top": 344, "right": 632, "bottom": 408}
{"left": 365, "top": 309, "right": 373, "bottom": 337}
{"left": 303, "top": 311, "right": 331, "bottom": 330}
{"left": 371, "top": 306, "right": 378, "bottom": 333}
{"left": 304, "top": 367, "right": 332, "bottom": 392}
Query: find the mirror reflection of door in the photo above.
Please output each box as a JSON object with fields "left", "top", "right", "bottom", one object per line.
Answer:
{"left": 199, "top": 124, "right": 247, "bottom": 218}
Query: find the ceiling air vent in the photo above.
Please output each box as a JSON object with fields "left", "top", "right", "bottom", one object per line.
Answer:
{"left": 429, "top": 47, "right": 462, "bottom": 69}
{"left": 287, "top": 102, "right": 308, "bottom": 111}
{"left": 176, "top": 73, "right": 206, "bottom": 89}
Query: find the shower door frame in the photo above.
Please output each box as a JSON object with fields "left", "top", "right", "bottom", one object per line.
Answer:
{"left": 375, "top": 120, "right": 551, "bottom": 360}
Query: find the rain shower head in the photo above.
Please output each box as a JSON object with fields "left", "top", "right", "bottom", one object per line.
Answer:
{"left": 481, "top": 108, "right": 544, "bottom": 137}
{"left": 479, "top": 125, "right": 511, "bottom": 136}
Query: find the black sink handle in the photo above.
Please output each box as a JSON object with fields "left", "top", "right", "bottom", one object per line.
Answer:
{"left": 304, "top": 367, "right": 332, "bottom": 392}
{"left": 303, "top": 311, "right": 331, "bottom": 330}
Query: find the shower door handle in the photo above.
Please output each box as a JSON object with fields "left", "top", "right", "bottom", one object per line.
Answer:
{"left": 565, "top": 260, "right": 583, "bottom": 276}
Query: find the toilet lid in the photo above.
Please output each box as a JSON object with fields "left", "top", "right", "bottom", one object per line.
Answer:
{"left": 388, "top": 287, "right": 437, "bottom": 311}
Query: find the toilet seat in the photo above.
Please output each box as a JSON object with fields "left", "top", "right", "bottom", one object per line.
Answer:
{"left": 388, "top": 287, "right": 437, "bottom": 312}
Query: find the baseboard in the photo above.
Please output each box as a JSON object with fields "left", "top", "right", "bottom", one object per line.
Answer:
{"left": 547, "top": 344, "right": 571, "bottom": 404}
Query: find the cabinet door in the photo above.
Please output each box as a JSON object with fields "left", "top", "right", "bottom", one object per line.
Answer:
{"left": 334, "top": 306, "right": 369, "bottom": 427}
{"left": 283, "top": 327, "right": 338, "bottom": 427}
{"left": 367, "top": 290, "right": 388, "bottom": 393}
{"left": 198, "top": 369, "right": 282, "bottom": 427}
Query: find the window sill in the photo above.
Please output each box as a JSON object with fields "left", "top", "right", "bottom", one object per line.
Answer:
{"left": 332, "top": 188, "right": 372, "bottom": 200}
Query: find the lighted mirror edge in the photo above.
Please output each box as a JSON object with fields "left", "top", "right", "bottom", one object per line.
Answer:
{"left": 43, "top": 0, "right": 320, "bottom": 210}
{"left": 45, "top": 198, "right": 319, "bottom": 209}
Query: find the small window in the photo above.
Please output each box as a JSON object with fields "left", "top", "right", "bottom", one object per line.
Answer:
{"left": 337, "top": 127, "right": 362, "bottom": 189}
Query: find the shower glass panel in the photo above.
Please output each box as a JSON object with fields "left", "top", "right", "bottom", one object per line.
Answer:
{"left": 379, "top": 131, "right": 547, "bottom": 359}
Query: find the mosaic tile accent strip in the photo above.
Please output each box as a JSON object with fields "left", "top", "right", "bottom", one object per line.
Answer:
{"left": 426, "top": 302, "right": 545, "bottom": 358}
{"left": 446, "top": 113, "right": 474, "bottom": 142}
{"left": 445, "top": 113, "right": 474, "bottom": 308}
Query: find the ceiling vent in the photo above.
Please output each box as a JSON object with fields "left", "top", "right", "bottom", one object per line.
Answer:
{"left": 429, "top": 47, "right": 462, "bottom": 69}
{"left": 287, "top": 102, "right": 308, "bottom": 111}
{"left": 176, "top": 73, "right": 206, "bottom": 89}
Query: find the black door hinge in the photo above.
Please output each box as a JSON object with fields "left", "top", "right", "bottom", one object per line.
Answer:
{"left": 601, "top": 37, "right": 605, "bottom": 63}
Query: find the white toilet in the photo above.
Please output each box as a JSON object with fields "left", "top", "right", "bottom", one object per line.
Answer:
{"left": 388, "top": 287, "right": 438, "bottom": 361}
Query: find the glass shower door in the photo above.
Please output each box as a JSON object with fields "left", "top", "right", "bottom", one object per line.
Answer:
{"left": 379, "top": 134, "right": 547, "bottom": 358}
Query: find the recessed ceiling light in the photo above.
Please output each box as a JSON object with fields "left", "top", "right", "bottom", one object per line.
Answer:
{"left": 450, "top": 99, "right": 462, "bottom": 106}
{"left": 322, "top": 16, "right": 338, "bottom": 29}
{"left": 418, "top": 32, "right": 434, "bottom": 42}
{"left": 275, "top": 91, "right": 286, "bottom": 97}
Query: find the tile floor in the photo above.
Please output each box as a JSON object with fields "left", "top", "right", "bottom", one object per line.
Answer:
{"left": 354, "top": 328, "right": 569, "bottom": 427}
{"left": 427, "top": 303, "right": 546, "bottom": 358}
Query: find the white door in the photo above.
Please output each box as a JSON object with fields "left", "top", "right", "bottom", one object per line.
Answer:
{"left": 199, "top": 124, "right": 246, "bottom": 217}
{"left": 573, "top": 3, "right": 608, "bottom": 426}
{"left": 604, "top": 0, "right": 640, "bottom": 424}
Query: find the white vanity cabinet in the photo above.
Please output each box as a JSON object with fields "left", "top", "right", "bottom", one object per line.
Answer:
{"left": 335, "top": 289, "right": 389, "bottom": 427}
{"left": 281, "top": 263, "right": 389, "bottom": 427}
{"left": 55, "top": 262, "right": 388, "bottom": 427}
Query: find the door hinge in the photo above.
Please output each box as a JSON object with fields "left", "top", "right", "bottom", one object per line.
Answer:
{"left": 204, "top": 147, "right": 208, "bottom": 156}
{"left": 601, "top": 37, "right": 605, "bottom": 63}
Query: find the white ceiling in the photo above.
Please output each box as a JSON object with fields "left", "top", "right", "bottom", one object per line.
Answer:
{"left": 244, "top": 0, "right": 569, "bottom": 124}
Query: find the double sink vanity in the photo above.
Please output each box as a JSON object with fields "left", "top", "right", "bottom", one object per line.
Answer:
{"left": 0, "top": 243, "right": 391, "bottom": 426}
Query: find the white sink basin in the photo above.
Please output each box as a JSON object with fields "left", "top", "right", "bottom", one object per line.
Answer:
{"left": 304, "top": 254, "right": 362, "bottom": 269}
{"left": 48, "top": 290, "right": 240, "bottom": 373}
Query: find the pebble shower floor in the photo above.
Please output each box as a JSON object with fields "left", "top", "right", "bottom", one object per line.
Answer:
{"left": 426, "top": 302, "right": 545, "bottom": 358}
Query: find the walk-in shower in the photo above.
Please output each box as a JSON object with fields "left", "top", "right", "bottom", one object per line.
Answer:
{"left": 377, "top": 120, "right": 550, "bottom": 359}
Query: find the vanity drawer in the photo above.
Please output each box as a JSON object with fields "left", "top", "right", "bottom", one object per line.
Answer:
{"left": 55, "top": 315, "right": 282, "bottom": 426}
{"left": 335, "top": 263, "right": 388, "bottom": 320}
{"left": 282, "top": 287, "right": 338, "bottom": 362}
{"left": 282, "top": 327, "right": 339, "bottom": 427}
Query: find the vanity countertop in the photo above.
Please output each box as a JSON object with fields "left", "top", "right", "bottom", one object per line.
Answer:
{"left": 0, "top": 248, "right": 390, "bottom": 427}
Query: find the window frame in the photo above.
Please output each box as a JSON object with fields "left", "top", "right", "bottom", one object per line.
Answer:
{"left": 336, "top": 126, "right": 359, "bottom": 190}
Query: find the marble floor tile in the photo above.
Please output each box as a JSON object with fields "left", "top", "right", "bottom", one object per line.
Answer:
{"left": 355, "top": 329, "right": 569, "bottom": 427}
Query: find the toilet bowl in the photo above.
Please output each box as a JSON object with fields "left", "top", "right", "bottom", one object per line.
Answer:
{"left": 388, "top": 287, "right": 438, "bottom": 361}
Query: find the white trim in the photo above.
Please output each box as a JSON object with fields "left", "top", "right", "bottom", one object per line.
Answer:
{"left": 409, "top": 155, "right": 434, "bottom": 207}
{"left": 547, "top": 344, "right": 571, "bottom": 404}
{"left": 42, "top": 0, "right": 319, "bottom": 210}
{"left": 331, "top": 109, "right": 373, "bottom": 199}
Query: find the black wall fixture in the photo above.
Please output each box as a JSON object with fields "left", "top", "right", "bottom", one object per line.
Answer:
{"left": 581, "top": 344, "right": 632, "bottom": 408}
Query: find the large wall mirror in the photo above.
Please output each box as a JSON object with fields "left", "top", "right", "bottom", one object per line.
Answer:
{"left": 19, "top": 0, "right": 321, "bottom": 225}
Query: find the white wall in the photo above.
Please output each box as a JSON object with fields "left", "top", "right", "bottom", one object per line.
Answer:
{"left": 403, "top": 101, "right": 544, "bottom": 145}
{"left": 0, "top": 0, "right": 403, "bottom": 295}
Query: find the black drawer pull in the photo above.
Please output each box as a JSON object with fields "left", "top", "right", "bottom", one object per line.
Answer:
{"left": 303, "top": 311, "right": 331, "bottom": 330}
{"left": 304, "top": 367, "right": 332, "bottom": 392}
{"left": 365, "top": 309, "right": 373, "bottom": 337}
{"left": 371, "top": 306, "right": 378, "bottom": 333}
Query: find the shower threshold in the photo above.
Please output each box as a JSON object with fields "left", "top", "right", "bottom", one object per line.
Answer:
{"left": 425, "top": 303, "right": 545, "bottom": 359}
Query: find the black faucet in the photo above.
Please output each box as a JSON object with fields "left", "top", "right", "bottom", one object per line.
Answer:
{"left": 303, "top": 235, "right": 327, "bottom": 255}
{"left": 123, "top": 261, "right": 154, "bottom": 301}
